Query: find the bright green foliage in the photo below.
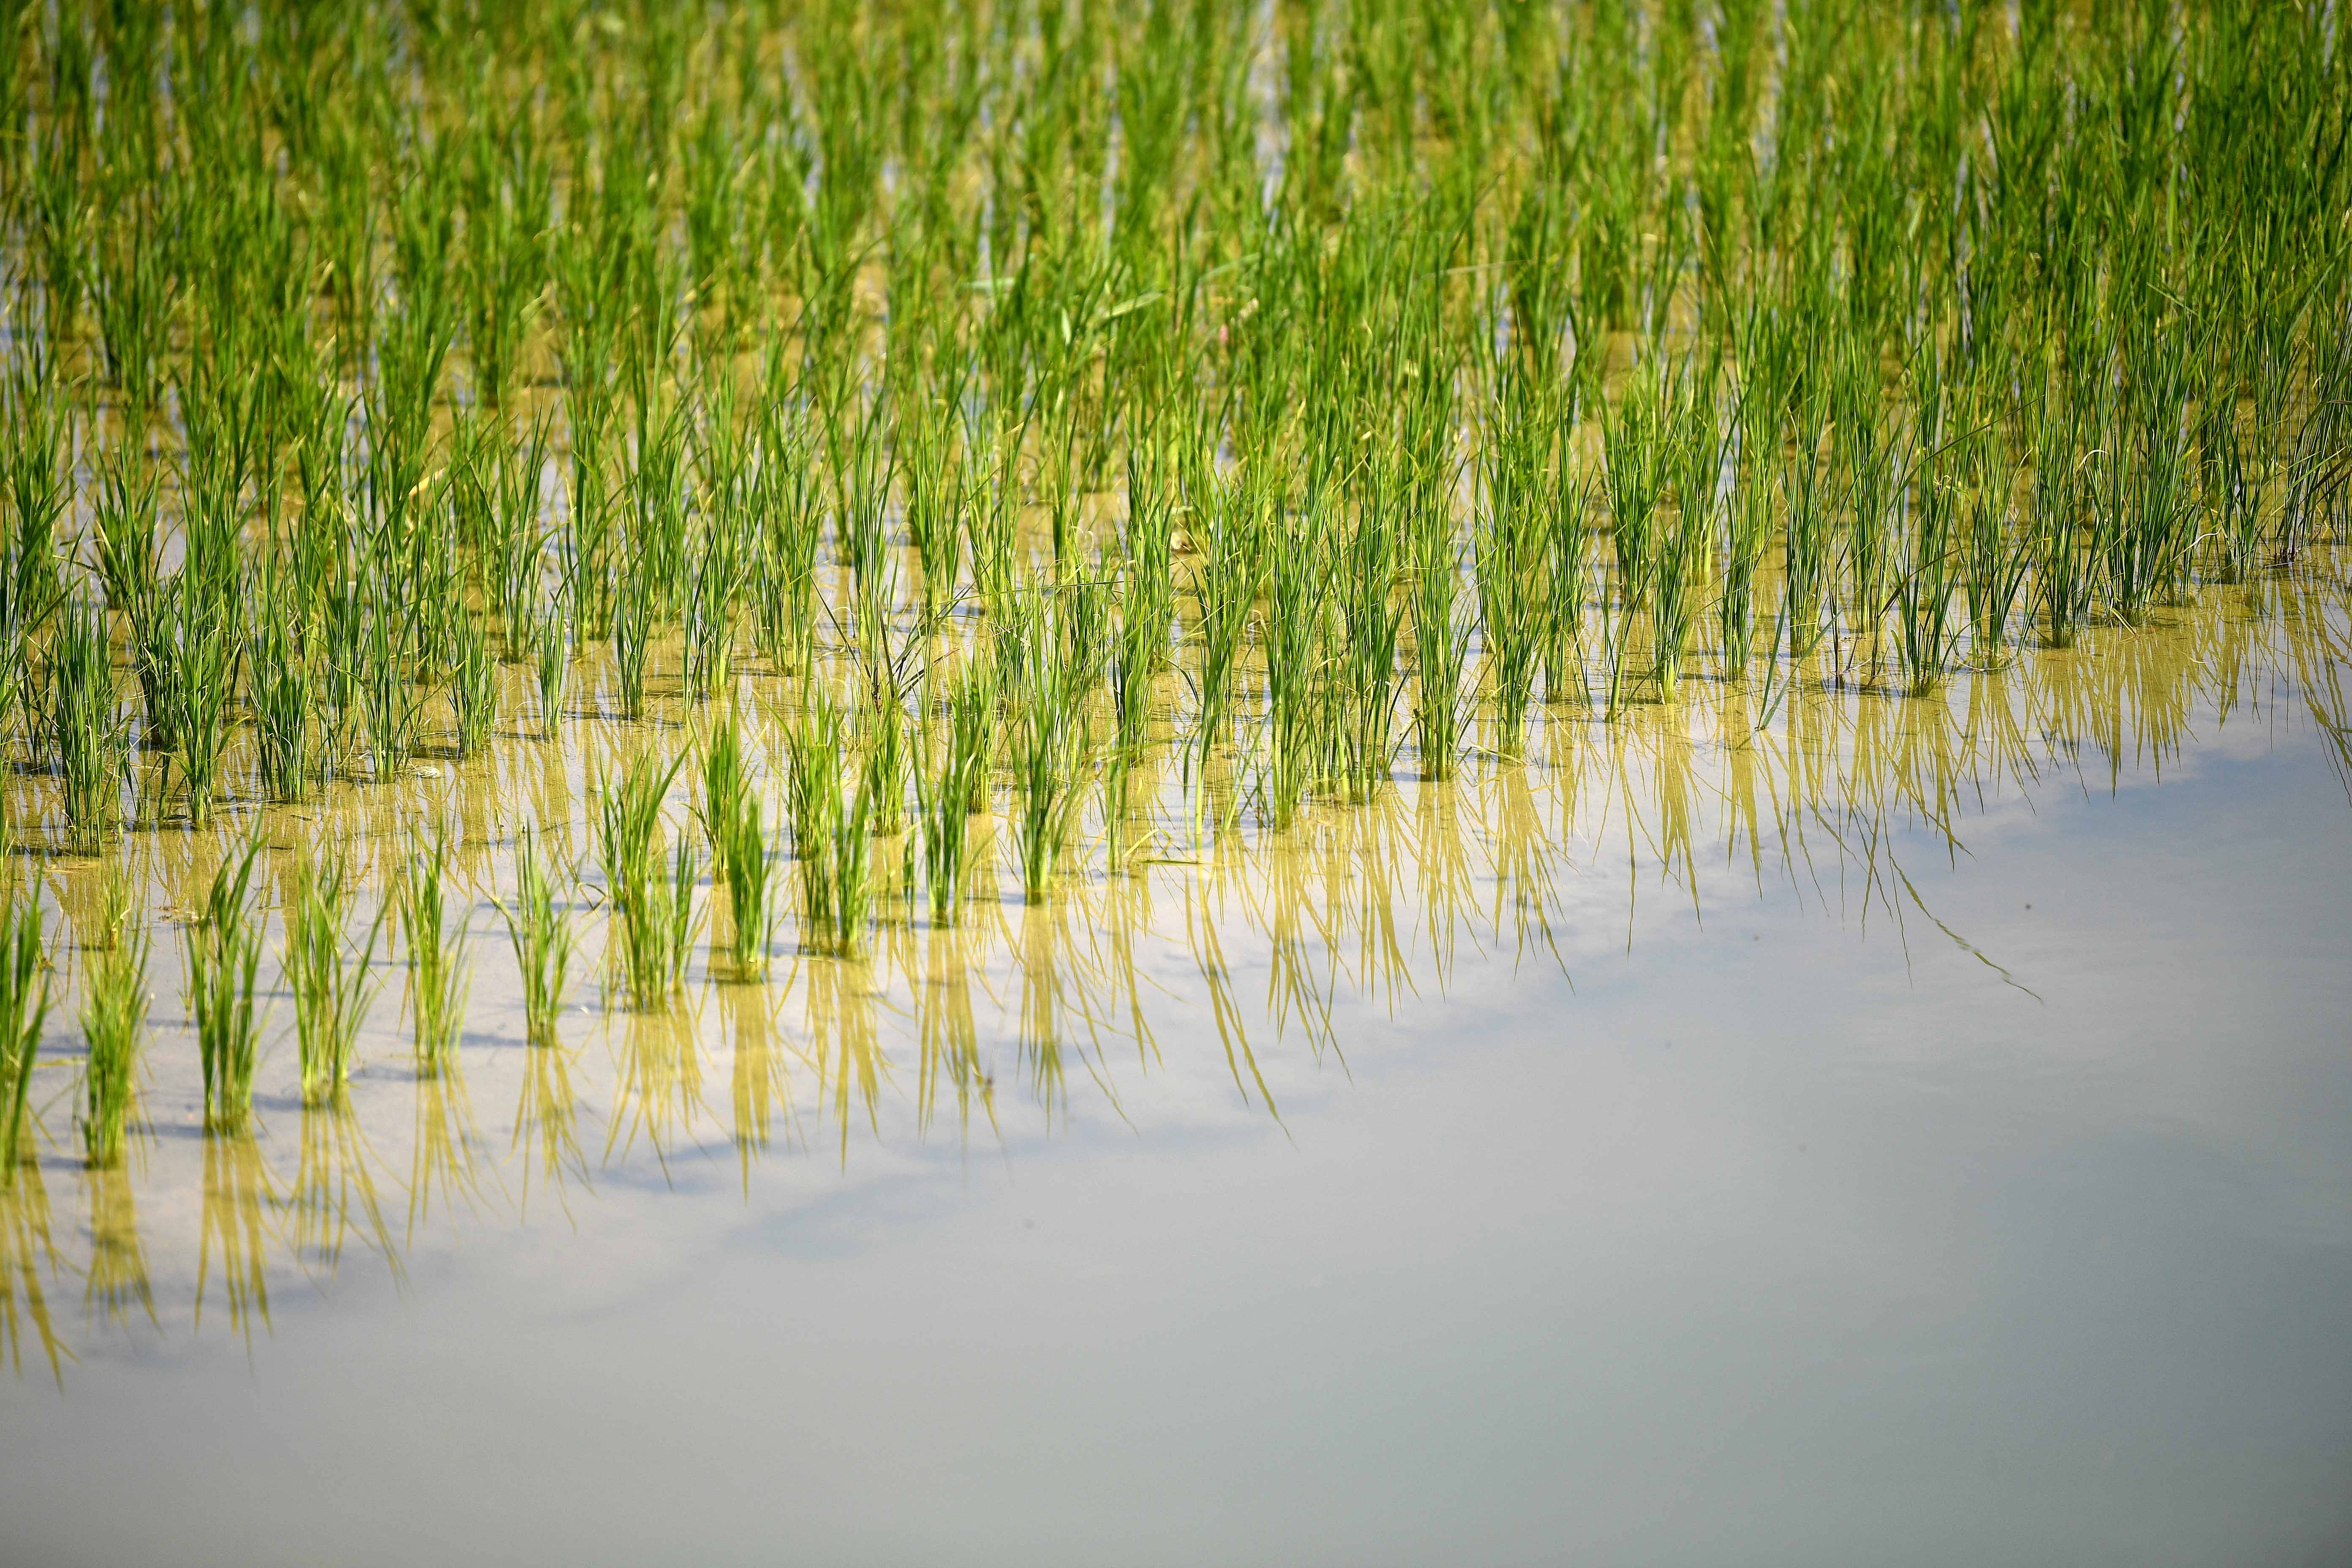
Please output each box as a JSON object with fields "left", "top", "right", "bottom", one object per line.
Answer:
{"left": 497, "top": 826, "right": 576, "bottom": 1048}
{"left": 285, "top": 850, "right": 387, "bottom": 1106}
{"left": 595, "top": 750, "right": 701, "bottom": 1006}
{"left": 399, "top": 833, "right": 471, "bottom": 1079}
{"left": 79, "top": 876, "right": 149, "bottom": 1170}
{"left": 188, "top": 837, "right": 267, "bottom": 1132}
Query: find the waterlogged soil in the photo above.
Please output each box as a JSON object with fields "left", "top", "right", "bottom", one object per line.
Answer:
{"left": 4, "top": 568, "right": 2351, "bottom": 1566}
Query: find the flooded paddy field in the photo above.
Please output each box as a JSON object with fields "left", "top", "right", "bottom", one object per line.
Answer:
{"left": 4, "top": 0, "right": 2352, "bottom": 1563}
{"left": 6, "top": 569, "right": 2349, "bottom": 1566}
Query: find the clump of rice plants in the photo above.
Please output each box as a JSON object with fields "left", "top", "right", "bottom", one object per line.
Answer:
{"left": 699, "top": 708, "right": 773, "bottom": 980}
{"left": 532, "top": 588, "right": 570, "bottom": 740}
{"left": 449, "top": 610, "right": 498, "bottom": 757}
{"left": 188, "top": 836, "right": 267, "bottom": 1133}
{"left": 595, "top": 750, "right": 702, "bottom": 1006}
{"left": 285, "top": 849, "right": 387, "bottom": 1107}
{"left": 246, "top": 574, "right": 316, "bottom": 803}
{"left": 79, "top": 882, "right": 149, "bottom": 1171}
{"left": 496, "top": 826, "right": 577, "bottom": 1049}
{"left": 786, "top": 691, "right": 873, "bottom": 957}
{"left": 1002, "top": 590, "right": 1094, "bottom": 900}
{"left": 398, "top": 833, "right": 471, "bottom": 1079}
{"left": 50, "top": 596, "right": 131, "bottom": 849}
{"left": 161, "top": 584, "right": 239, "bottom": 826}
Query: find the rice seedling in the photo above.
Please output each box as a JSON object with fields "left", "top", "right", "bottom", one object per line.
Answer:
{"left": 700, "top": 708, "right": 773, "bottom": 979}
{"left": 50, "top": 597, "right": 131, "bottom": 850}
{"left": 1002, "top": 590, "right": 1094, "bottom": 900}
{"left": 917, "top": 664, "right": 995, "bottom": 928}
{"left": 90, "top": 444, "right": 159, "bottom": 614}
{"left": 358, "top": 576, "right": 425, "bottom": 781}
{"left": 245, "top": 578, "right": 314, "bottom": 804}
{"left": 786, "top": 691, "right": 873, "bottom": 958}
{"left": 532, "top": 586, "right": 571, "bottom": 739}
{"left": 490, "top": 414, "right": 556, "bottom": 661}
{"left": 1962, "top": 440, "right": 2032, "bottom": 666}
{"left": 1407, "top": 498, "right": 1470, "bottom": 781}
{"left": 496, "top": 826, "right": 577, "bottom": 1049}
{"left": 1718, "top": 460, "right": 1771, "bottom": 683}
{"left": 594, "top": 750, "right": 702, "bottom": 1006}
{"left": 2033, "top": 400, "right": 2096, "bottom": 649}
{"left": 1263, "top": 510, "right": 1337, "bottom": 822}
{"left": 1189, "top": 482, "right": 1266, "bottom": 787}
{"left": 0, "top": 888, "right": 50, "bottom": 1189}
{"left": 450, "top": 608, "right": 497, "bottom": 757}
{"left": 79, "top": 883, "right": 149, "bottom": 1171}
{"left": 1652, "top": 383, "right": 1722, "bottom": 700}
{"left": 285, "top": 850, "right": 387, "bottom": 1108}
{"left": 163, "top": 586, "right": 239, "bottom": 826}
{"left": 188, "top": 836, "right": 267, "bottom": 1133}
{"left": 1542, "top": 456, "right": 1593, "bottom": 709}
{"left": 398, "top": 833, "right": 471, "bottom": 1079}
{"left": 611, "top": 569, "right": 653, "bottom": 723}
{"left": 1892, "top": 466, "right": 1962, "bottom": 698}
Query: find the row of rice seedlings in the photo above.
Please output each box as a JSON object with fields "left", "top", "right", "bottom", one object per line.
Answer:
{"left": 532, "top": 589, "right": 572, "bottom": 739}
{"left": 0, "top": 0, "right": 2342, "bottom": 874}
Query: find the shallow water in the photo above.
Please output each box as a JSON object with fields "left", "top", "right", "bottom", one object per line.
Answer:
{"left": 5, "top": 571, "right": 2352, "bottom": 1566}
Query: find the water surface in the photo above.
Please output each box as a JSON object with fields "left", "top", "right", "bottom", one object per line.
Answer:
{"left": 5, "top": 577, "right": 2351, "bottom": 1567}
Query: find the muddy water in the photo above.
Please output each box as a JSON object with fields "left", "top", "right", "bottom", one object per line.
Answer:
{"left": 4, "top": 572, "right": 2351, "bottom": 1565}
